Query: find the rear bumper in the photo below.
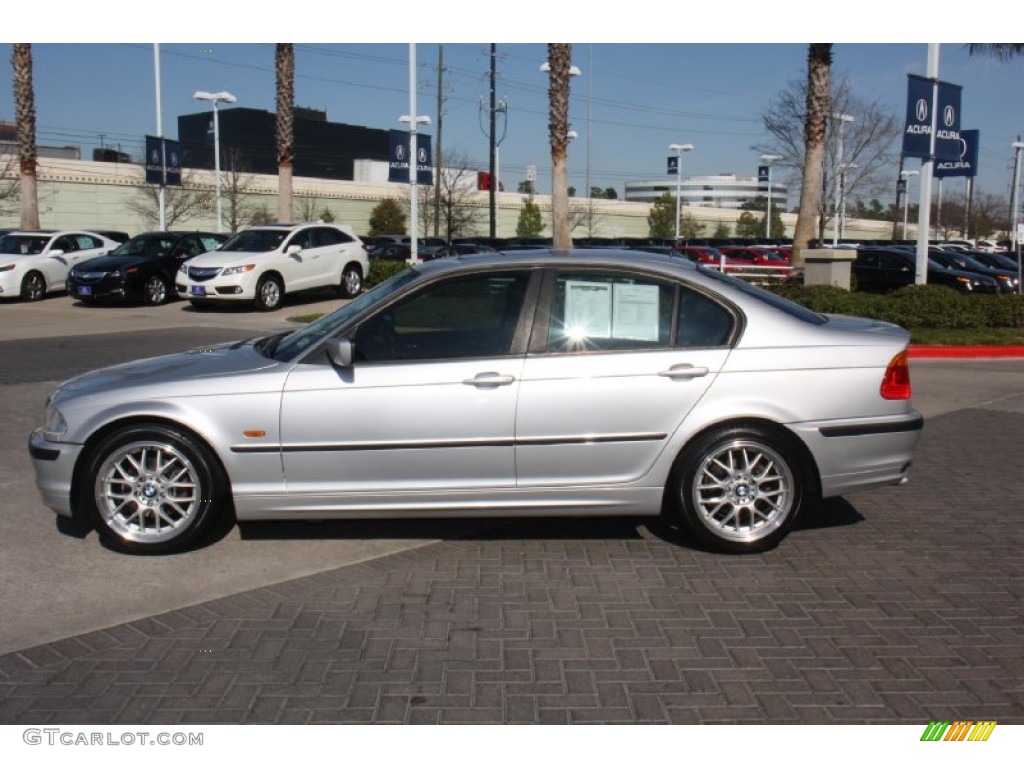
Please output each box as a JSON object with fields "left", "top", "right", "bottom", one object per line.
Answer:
{"left": 791, "top": 411, "right": 924, "bottom": 498}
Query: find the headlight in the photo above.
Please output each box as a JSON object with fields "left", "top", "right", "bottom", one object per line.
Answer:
{"left": 178, "top": 264, "right": 188, "bottom": 274}
{"left": 43, "top": 396, "right": 67, "bottom": 438}
{"left": 110, "top": 269, "right": 123, "bottom": 279}
{"left": 222, "top": 264, "right": 254, "bottom": 275}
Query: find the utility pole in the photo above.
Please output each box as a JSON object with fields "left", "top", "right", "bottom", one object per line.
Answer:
{"left": 489, "top": 44, "right": 497, "bottom": 238}
{"left": 434, "top": 44, "right": 444, "bottom": 239}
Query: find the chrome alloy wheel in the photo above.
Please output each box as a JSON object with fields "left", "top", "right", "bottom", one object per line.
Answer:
{"left": 691, "top": 439, "right": 794, "bottom": 543}
{"left": 94, "top": 441, "right": 200, "bottom": 544}
{"left": 144, "top": 276, "right": 168, "bottom": 305}
{"left": 257, "top": 277, "right": 282, "bottom": 310}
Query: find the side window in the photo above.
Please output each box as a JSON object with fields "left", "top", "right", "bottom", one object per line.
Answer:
{"left": 353, "top": 271, "right": 531, "bottom": 362}
{"left": 857, "top": 252, "right": 879, "bottom": 269}
{"left": 288, "top": 229, "right": 315, "bottom": 250}
{"left": 199, "top": 236, "right": 222, "bottom": 252}
{"left": 878, "top": 253, "right": 905, "bottom": 270}
{"left": 54, "top": 236, "right": 77, "bottom": 252}
{"left": 546, "top": 272, "right": 674, "bottom": 353}
{"left": 74, "top": 235, "right": 100, "bottom": 250}
{"left": 675, "top": 289, "right": 733, "bottom": 347}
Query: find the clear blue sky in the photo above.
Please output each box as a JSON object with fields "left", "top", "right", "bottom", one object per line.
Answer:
{"left": 3, "top": 4, "right": 1021, "bottom": 208}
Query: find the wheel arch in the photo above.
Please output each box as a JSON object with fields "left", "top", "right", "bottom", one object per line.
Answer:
{"left": 70, "top": 414, "right": 233, "bottom": 518}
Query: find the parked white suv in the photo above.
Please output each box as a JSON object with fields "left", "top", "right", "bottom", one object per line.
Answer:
{"left": 0, "top": 230, "right": 118, "bottom": 301}
{"left": 176, "top": 223, "right": 369, "bottom": 311}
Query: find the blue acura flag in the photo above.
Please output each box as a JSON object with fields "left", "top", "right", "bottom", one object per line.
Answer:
{"left": 902, "top": 74, "right": 962, "bottom": 161}
{"left": 935, "top": 129, "right": 979, "bottom": 178}
{"left": 388, "top": 129, "right": 433, "bottom": 184}
{"left": 144, "top": 135, "right": 182, "bottom": 187}
{"left": 667, "top": 156, "right": 678, "bottom": 175}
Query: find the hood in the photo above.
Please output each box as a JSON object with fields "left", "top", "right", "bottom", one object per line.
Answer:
{"left": 54, "top": 338, "right": 284, "bottom": 404}
{"left": 74, "top": 254, "right": 154, "bottom": 272}
{"left": 186, "top": 251, "right": 258, "bottom": 269}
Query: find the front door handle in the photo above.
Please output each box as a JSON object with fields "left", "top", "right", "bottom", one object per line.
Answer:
{"left": 463, "top": 372, "right": 516, "bottom": 387}
{"left": 658, "top": 364, "right": 709, "bottom": 379}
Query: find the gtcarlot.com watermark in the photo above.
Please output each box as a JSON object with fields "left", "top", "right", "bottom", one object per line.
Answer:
{"left": 23, "top": 728, "right": 203, "bottom": 747}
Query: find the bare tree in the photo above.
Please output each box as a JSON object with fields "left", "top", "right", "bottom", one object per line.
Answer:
{"left": 757, "top": 74, "right": 901, "bottom": 242}
{"left": 126, "top": 170, "right": 207, "bottom": 229}
{"left": 568, "top": 199, "right": 604, "bottom": 236}
{"left": 12, "top": 43, "right": 39, "bottom": 229}
{"left": 0, "top": 155, "right": 19, "bottom": 217}
{"left": 409, "top": 150, "right": 483, "bottom": 241}
{"left": 220, "top": 148, "right": 258, "bottom": 233}
{"left": 276, "top": 44, "right": 295, "bottom": 222}
{"left": 547, "top": 44, "right": 573, "bottom": 251}
{"left": 792, "top": 44, "right": 832, "bottom": 265}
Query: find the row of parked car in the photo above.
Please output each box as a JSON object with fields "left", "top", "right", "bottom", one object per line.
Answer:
{"left": 0, "top": 223, "right": 371, "bottom": 311}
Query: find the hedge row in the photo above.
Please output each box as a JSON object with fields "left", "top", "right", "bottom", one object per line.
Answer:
{"left": 768, "top": 284, "right": 1024, "bottom": 329}
{"left": 366, "top": 259, "right": 410, "bottom": 288}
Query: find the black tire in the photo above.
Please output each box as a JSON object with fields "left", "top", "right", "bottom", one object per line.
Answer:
{"left": 671, "top": 424, "right": 807, "bottom": 554}
{"left": 79, "top": 423, "right": 227, "bottom": 554}
{"left": 339, "top": 263, "right": 363, "bottom": 299}
{"left": 254, "top": 274, "right": 283, "bottom": 311}
{"left": 21, "top": 271, "right": 46, "bottom": 301}
{"left": 142, "top": 274, "right": 170, "bottom": 306}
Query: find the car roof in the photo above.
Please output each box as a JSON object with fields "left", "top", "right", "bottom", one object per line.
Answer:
{"left": 417, "top": 248, "right": 701, "bottom": 279}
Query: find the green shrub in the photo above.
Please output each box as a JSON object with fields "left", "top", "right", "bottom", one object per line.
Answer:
{"left": 366, "top": 259, "right": 410, "bottom": 288}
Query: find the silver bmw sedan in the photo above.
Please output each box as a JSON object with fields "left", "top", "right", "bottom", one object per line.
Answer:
{"left": 29, "top": 250, "right": 922, "bottom": 555}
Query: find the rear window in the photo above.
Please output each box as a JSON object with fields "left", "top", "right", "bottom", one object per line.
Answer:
{"left": 700, "top": 269, "right": 828, "bottom": 325}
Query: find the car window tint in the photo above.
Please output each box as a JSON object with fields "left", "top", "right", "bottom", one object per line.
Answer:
{"left": 199, "top": 236, "right": 222, "bottom": 252}
{"left": 54, "top": 236, "right": 77, "bottom": 252}
{"left": 74, "top": 235, "right": 100, "bottom": 250}
{"left": 314, "top": 227, "right": 349, "bottom": 247}
{"left": 675, "top": 289, "right": 733, "bottom": 347}
{"left": 546, "top": 272, "right": 674, "bottom": 353}
{"left": 353, "top": 272, "right": 531, "bottom": 362}
{"left": 288, "top": 229, "right": 315, "bottom": 250}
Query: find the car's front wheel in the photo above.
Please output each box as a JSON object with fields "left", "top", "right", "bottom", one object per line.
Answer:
{"left": 339, "top": 264, "right": 363, "bottom": 298}
{"left": 80, "top": 424, "right": 226, "bottom": 554}
{"left": 142, "top": 275, "right": 170, "bottom": 306}
{"left": 672, "top": 424, "right": 807, "bottom": 554}
{"left": 21, "top": 271, "right": 46, "bottom": 301}
{"left": 254, "top": 274, "right": 283, "bottom": 311}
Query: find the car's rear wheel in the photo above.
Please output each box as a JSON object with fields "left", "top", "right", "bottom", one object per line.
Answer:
{"left": 339, "top": 264, "right": 363, "bottom": 298}
{"left": 254, "top": 274, "right": 283, "bottom": 311}
{"left": 142, "top": 275, "right": 169, "bottom": 306}
{"left": 21, "top": 271, "right": 46, "bottom": 301}
{"left": 80, "top": 424, "right": 226, "bottom": 554}
{"left": 672, "top": 424, "right": 806, "bottom": 554}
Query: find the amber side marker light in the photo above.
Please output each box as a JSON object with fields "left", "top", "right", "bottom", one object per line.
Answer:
{"left": 881, "top": 350, "right": 912, "bottom": 400}
{"left": 243, "top": 430, "right": 266, "bottom": 438}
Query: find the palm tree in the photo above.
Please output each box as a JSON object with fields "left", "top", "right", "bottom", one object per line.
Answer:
{"left": 967, "top": 44, "right": 1024, "bottom": 60}
{"left": 547, "top": 43, "right": 573, "bottom": 252}
{"left": 792, "top": 43, "right": 833, "bottom": 266}
{"left": 12, "top": 43, "right": 39, "bottom": 230}
{"left": 275, "top": 43, "right": 295, "bottom": 223}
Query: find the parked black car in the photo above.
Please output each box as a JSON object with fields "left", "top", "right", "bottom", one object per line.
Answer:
{"left": 853, "top": 247, "right": 999, "bottom": 294}
{"left": 926, "top": 249, "right": 1019, "bottom": 293}
{"left": 68, "top": 231, "right": 227, "bottom": 305}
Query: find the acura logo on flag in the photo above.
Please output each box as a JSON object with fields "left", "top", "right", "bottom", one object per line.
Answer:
{"left": 944, "top": 105, "right": 956, "bottom": 127}
{"left": 395, "top": 144, "right": 405, "bottom": 161}
{"left": 916, "top": 99, "right": 928, "bottom": 121}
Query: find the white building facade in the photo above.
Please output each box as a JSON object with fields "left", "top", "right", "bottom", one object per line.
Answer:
{"left": 625, "top": 173, "right": 788, "bottom": 211}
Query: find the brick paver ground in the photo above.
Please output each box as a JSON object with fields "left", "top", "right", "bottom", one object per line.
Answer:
{"left": 1, "top": 406, "right": 1022, "bottom": 724}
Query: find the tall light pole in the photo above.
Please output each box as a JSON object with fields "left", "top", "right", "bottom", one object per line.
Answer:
{"left": 669, "top": 143, "right": 694, "bottom": 241}
{"left": 400, "top": 43, "right": 431, "bottom": 264}
{"left": 901, "top": 170, "right": 919, "bottom": 239}
{"left": 831, "top": 112, "right": 855, "bottom": 247}
{"left": 1011, "top": 140, "right": 1024, "bottom": 294}
{"left": 838, "top": 162, "right": 857, "bottom": 240}
{"left": 193, "top": 90, "right": 237, "bottom": 233}
{"left": 760, "top": 154, "right": 781, "bottom": 238}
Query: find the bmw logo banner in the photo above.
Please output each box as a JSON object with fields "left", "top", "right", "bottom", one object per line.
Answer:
{"left": 902, "top": 73, "right": 962, "bottom": 161}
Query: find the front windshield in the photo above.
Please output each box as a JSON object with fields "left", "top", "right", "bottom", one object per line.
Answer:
{"left": 110, "top": 235, "right": 176, "bottom": 257}
{"left": 269, "top": 267, "right": 422, "bottom": 361}
{"left": 0, "top": 235, "right": 49, "bottom": 255}
{"left": 220, "top": 230, "right": 287, "bottom": 253}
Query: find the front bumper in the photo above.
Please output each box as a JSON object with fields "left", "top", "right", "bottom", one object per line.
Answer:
{"left": 28, "top": 430, "right": 84, "bottom": 517}
{"left": 177, "top": 274, "right": 255, "bottom": 301}
{"left": 68, "top": 276, "right": 138, "bottom": 300}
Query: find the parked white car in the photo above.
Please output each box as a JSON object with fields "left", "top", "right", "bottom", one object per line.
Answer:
{"left": 176, "top": 223, "right": 369, "bottom": 311}
{"left": 0, "top": 230, "right": 118, "bottom": 301}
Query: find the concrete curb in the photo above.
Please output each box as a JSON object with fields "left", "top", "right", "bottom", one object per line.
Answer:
{"left": 909, "top": 344, "right": 1024, "bottom": 359}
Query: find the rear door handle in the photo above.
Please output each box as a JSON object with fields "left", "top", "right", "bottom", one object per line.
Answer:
{"left": 658, "top": 364, "right": 709, "bottom": 379}
{"left": 463, "top": 372, "right": 516, "bottom": 387}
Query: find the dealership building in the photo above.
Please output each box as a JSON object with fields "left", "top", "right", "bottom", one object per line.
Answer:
{"left": 625, "top": 173, "right": 789, "bottom": 211}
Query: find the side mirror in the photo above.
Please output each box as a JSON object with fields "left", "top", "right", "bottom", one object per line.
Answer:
{"left": 326, "top": 338, "right": 354, "bottom": 368}
{"left": 47, "top": 249, "right": 65, "bottom": 258}
{"left": 286, "top": 244, "right": 302, "bottom": 256}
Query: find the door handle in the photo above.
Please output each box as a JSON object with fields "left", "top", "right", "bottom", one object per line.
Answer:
{"left": 463, "top": 372, "right": 516, "bottom": 387}
{"left": 658, "top": 364, "right": 709, "bottom": 379}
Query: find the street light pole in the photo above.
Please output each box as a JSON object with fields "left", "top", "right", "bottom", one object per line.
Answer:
{"left": 193, "top": 90, "right": 237, "bottom": 233}
{"left": 901, "top": 170, "right": 919, "bottom": 239}
{"left": 831, "top": 112, "right": 854, "bottom": 247}
{"left": 760, "top": 154, "right": 781, "bottom": 238}
{"left": 1011, "top": 141, "right": 1024, "bottom": 294}
{"left": 400, "top": 43, "right": 431, "bottom": 264}
{"left": 668, "top": 143, "right": 694, "bottom": 241}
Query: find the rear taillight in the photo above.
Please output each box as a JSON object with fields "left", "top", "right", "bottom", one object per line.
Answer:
{"left": 881, "top": 350, "right": 911, "bottom": 400}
